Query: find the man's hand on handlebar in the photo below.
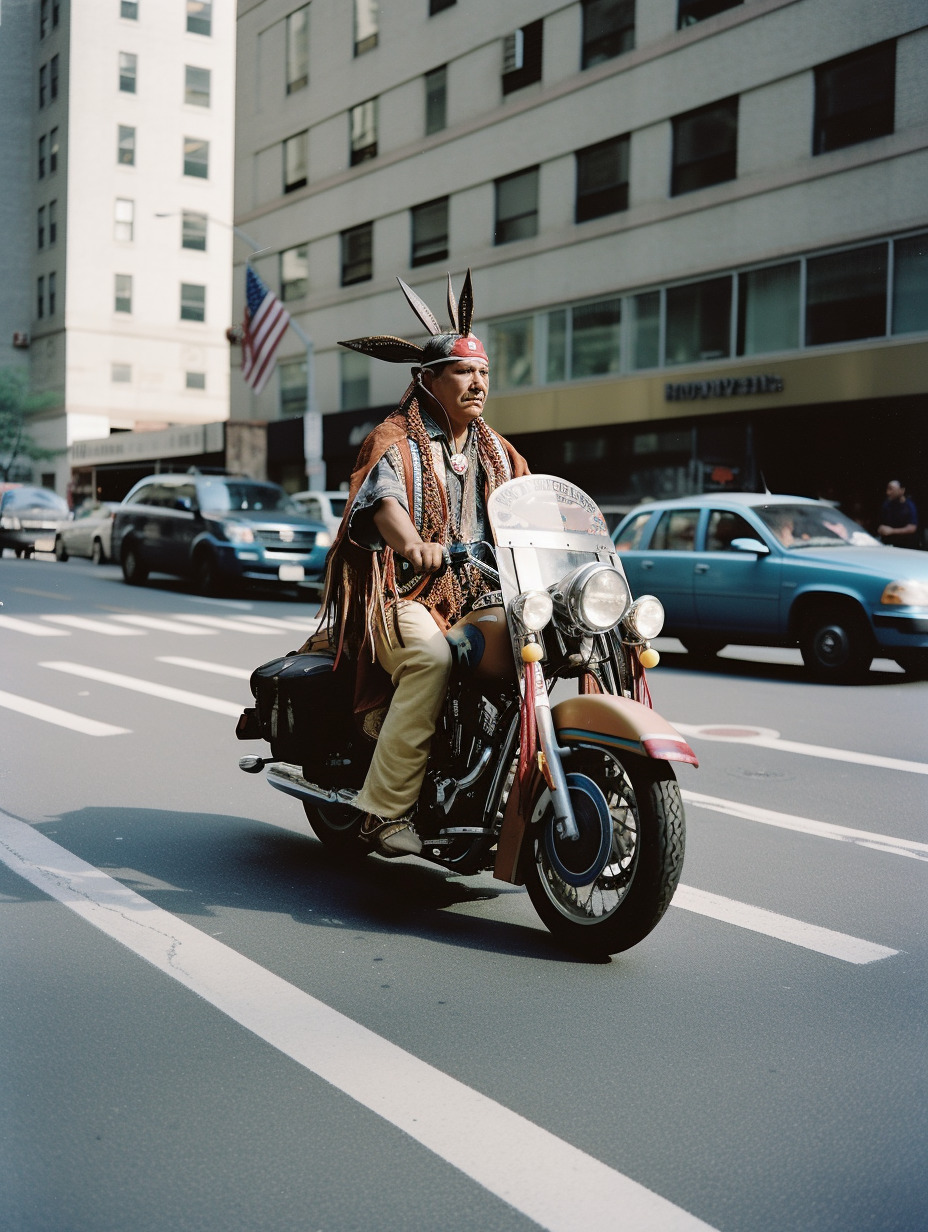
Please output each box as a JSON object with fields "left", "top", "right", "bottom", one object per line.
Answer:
{"left": 372, "top": 498, "right": 446, "bottom": 573}
{"left": 402, "top": 541, "right": 446, "bottom": 573}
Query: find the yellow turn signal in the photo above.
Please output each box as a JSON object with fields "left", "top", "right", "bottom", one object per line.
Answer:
{"left": 639, "top": 647, "right": 660, "bottom": 669}
{"left": 521, "top": 642, "right": 544, "bottom": 663}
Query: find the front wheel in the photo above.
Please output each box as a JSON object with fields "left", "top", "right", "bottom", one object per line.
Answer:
{"left": 302, "top": 800, "right": 370, "bottom": 860}
{"left": 54, "top": 537, "right": 68, "bottom": 562}
{"left": 524, "top": 746, "right": 685, "bottom": 958}
{"left": 121, "top": 541, "right": 149, "bottom": 585}
{"left": 798, "top": 606, "right": 872, "bottom": 682}
{"left": 91, "top": 538, "right": 106, "bottom": 565}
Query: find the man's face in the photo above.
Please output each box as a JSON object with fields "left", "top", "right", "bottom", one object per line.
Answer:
{"left": 423, "top": 360, "right": 490, "bottom": 431}
{"left": 887, "top": 481, "right": 904, "bottom": 501}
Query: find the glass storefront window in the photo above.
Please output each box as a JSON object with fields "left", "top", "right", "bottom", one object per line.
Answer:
{"left": 737, "top": 261, "right": 800, "bottom": 355}
{"left": 665, "top": 276, "right": 732, "bottom": 365}
{"left": 546, "top": 309, "right": 567, "bottom": 383}
{"left": 571, "top": 298, "right": 621, "bottom": 378}
{"left": 488, "top": 317, "right": 534, "bottom": 390}
{"left": 630, "top": 291, "right": 660, "bottom": 369}
{"left": 806, "top": 243, "right": 887, "bottom": 346}
{"left": 892, "top": 234, "right": 928, "bottom": 335}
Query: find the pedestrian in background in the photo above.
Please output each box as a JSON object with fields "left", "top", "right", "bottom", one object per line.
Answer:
{"left": 878, "top": 480, "right": 919, "bottom": 548}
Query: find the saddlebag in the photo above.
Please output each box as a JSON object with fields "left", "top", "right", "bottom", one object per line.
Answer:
{"left": 241, "top": 651, "right": 352, "bottom": 764}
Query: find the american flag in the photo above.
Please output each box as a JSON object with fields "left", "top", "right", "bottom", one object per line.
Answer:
{"left": 241, "top": 265, "right": 290, "bottom": 393}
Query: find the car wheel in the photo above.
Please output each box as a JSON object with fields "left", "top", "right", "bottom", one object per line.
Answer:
{"left": 91, "top": 538, "right": 106, "bottom": 565}
{"left": 121, "top": 541, "right": 149, "bottom": 586}
{"left": 193, "top": 549, "right": 223, "bottom": 596}
{"left": 799, "top": 606, "right": 872, "bottom": 683}
{"left": 681, "top": 635, "right": 726, "bottom": 659}
{"left": 54, "top": 537, "right": 68, "bottom": 562}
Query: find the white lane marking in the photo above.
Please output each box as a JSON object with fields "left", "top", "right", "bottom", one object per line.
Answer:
{"left": 232, "top": 614, "right": 314, "bottom": 632}
{"left": 109, "top": 614, "right": 214, "bottom": 635}
{"left": 0, "top": 689, "right": 129, "bottom": 736}
{"left": 672, "top": 886, "right": 898, "bottom": 964}
{"left": 41, "top": 615, "right": 144, "bottom": 636}
{"left": 40, "top": 662, "right": 243, "bottom": 717}
{"left": 157, "top": 656, "right": 252, "bottom": 681}
{"left": 0, "top": 615, "right": 69, "bottom": 637}
{"left": 169, "top": 613, "right": 282, "bottom": 634}
{"left": 0, "top": 814, "right": 718, "bottom": 1232}
{"left": 673, "top": 722, "right": 928, "bottom": 776}
{"left": 682, "top": 790, "right": 928, "bottom": 862}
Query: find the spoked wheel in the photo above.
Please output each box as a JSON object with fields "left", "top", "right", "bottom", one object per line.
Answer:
{"left": 524, "top": 744, "right": 685, "bottom": 957}
{"left": 302, "top": 800, "right": 370, "bottom": 860}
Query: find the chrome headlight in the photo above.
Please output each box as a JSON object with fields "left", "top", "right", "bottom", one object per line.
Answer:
{"left": 222, "top": 522, "right": 255, "bottom": 545}
{"left": 881, "top": 580, "right": 928, "bottom": 606}
{"left": 552, "top": 563, "right": 630, "bottom": 634}
{"left": 512, "top": 589, "right": 554, "bottom": 632}
{"left": 1, "top": 515, "right": 22, "bottom": 530}
{"left": 315, "top": 530, "right": 333, "bottom": 549}
{"left": 624, "top": 595, "right": 664, "bottom": 641}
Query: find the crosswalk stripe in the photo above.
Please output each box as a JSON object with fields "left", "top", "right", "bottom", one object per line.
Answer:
{"left": 41, "top": 615, "right": 144, "bottom": 636}
{"left": 157, "top": 656, "right": 252, "bottom": 680}
{"left": 0, "top": 615, "right": 69, "bottom": 637}
{"left": 671, "top": 885, "right": 898, "bottom": 964}
{"left": 0, "top": 688, "right": 129, "bottom": 736}
{"left": 169, "top": 613, "right": 282, "bottom": 634}
{"left": 233, "top": 614, "right": 314, "bottom": 632}
{"left": 109, "top": 614, "right": 214, "bottom": 635}
{"left": 39, "top": 661, "right": 244, "bottom": 716}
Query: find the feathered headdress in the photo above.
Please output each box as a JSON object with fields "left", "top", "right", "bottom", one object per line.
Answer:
{"left": 338, "top": 269, "right": 487, "bottom": 367}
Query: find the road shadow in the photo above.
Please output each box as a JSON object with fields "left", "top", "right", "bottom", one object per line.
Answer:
{"left": 656, "top": 645, "right": 910, "bottom": 689}
{"left": 23, "top": 806, "right": 593, "bottom": 964}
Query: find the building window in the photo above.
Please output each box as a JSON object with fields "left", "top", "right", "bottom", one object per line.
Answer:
{"left": 892, "top": 234, "right": 928, "bottom": 336}
{"left": 283, "top": 130, "right": 308, "bottom": 192}
{"left": 494, "top": 166, "right": 539, "bottom": 245}
{"left": 341, "top": 222, "right": 373, "bottom": 285}
{"left": 118, "top": 125, "right": 136, "bottom": 165}
{"left": 37, "top": 277, "right": 45, "bottom": 319}
{"left": 182, "top": 210, "right": 208, "bottom": 250}
{"left": 411, "top": 197, "right": 449, "bottom": 267}
{"left": 50, "top": 55, "right": 59, "bottom": 100}
{"left": 671, "top": 96, "right": 738, "bottom": 195}
{"left": 41, "top": 0, "right": 49, "bottom": 37}
{"left": 183, "top": 137, "right": 209, "bottom": 178}
{"left": 279, "top": 358, "right": 308, "bottom": 416}
{"left": 187, "top": 1, "right": 212, "bottom": 36}
{"left": 488, "top": 317, "right": 534, "bottom": 390}
{"left": 39, "top": 64, "right": 48, "bottom": 107}
{"left": 350, "top": 99, "right": 378, "bottom": 165}
{"left": 430, "top": 0, "right": 455, "bottom": 13}
{"left": 805, "top": 244, "right": 888, "bottom": 347}
{"left": 280, "top": 244, "right": 309, "bottom": 302}
{"left": 48, "top": 199, "right": 57, "bottom": 244}
{"left": 581, "top": 0, "right": 635, "bottom": 70}
{"left": 575, "top": 134, "right": 629, "bottom": 222}
{"left": 354, "top": 0, "right": 378, "bottom": 56}
{"left": 630, "top": 291, "right": 660, "bottom": 369}
{"left": 572, "top": 298, "right": 622, "bottom": 377}
{"left": 678, "top": 0, "right": 741, "bottom": 26}
{"left": 112, "top": 363, "right": 132, "bottom": 383}
{"left": 736, "top": 261, "right": 800, "bottom": 356}
{"left": 115, "top": 274, "right": 133, "bottom": 313}
{"left": 502, "top": 20, "right": 543, "bottom": 96}
{"left": 286, "top": 6, "right": 310, "bottom": 93}
{"left": 813, "top": 41, "right": 896, "bottom": 156}
{"left": 39, "top": 135, "right": 47, "bottom": 178}
{"left": 38, "top": 208, "right": 46, "bottom": 249}
{"left": 119, "top": 52, "right": 138, "bottom": 93}
{"left": 425, "top": 65, "right": 447, "bottom": 135}
{"left": 49, "top": 128, "right": 59, "bottom": 172}
{"left": 180, "top": 282, "right": 206, "bottom": 322}
{"left": 53, "top": 0, "right": 60, "bottom": 26}
{"left": 340, "top": 351, "right": 370, "bottom": 410}
{"left": 186, "top": 371, "right": 206, "bottom": 390}
{"left": 115, "top": 198, "right": 134, "bottom": 241}
{"left": 665, "top": 276, "right": 732, "bottom": 364}
{"left": 121, "top": 2, "right": 139, "bottom": 19}
{"left": 185, "top": 65, "right": 211, "bottom": 107}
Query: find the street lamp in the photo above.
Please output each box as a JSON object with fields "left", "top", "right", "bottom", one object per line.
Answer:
{"left": 154, "top": 212, "right": 325, "bottom": 492}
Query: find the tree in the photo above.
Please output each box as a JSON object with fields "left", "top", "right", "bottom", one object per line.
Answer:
{"left": 0, "top": 368, "right": 60, "bottom": 482}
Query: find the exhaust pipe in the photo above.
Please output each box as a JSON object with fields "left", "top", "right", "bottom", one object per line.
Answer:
{"left": 265, "top": 761, "right": 358, "bottom": 808}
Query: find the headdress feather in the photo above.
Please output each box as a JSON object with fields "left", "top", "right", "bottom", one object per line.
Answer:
{"left": 337, "top": 335, "right": 424, "bottom": 364}
{"left": 458, "top": 268, "right": 474, "bottom": 336}
{"left": 396, "top": 277, "right": 442, "bottom": 336}
{"left": 446, "top": 274, "right": 459, "bottom": 334}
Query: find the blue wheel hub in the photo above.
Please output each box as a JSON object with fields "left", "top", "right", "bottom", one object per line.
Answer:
{"left": 543, "top": 773, "right": 613, "bottom": 888}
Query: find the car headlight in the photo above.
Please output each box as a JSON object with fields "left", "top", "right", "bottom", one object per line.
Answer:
{"left": 552, "top": 563, "right": 630, "bottom": 634}
{"left": 511, "top": 590, "right": 554, "bottom": 632}
{"left": 624, "top": 595, "right": 665, "bottom": 640}
{"left": 222, "top": 522, "right": 255, "bottom": 545}
{"left": 881, "top": 580, "right": 928, "bottom": 606}
{"left": 0, "top": 516, "right": 22, "bottom": 530}
{"left": 315, "top": 531, "right": 332, "bottom": 549}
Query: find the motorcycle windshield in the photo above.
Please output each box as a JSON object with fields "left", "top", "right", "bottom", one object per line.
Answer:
{"left": 488, "top": 475, "right": 623, "bottom": 598}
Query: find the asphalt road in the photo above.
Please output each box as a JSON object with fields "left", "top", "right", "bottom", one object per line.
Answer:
{"left": 1, "top": 553, "right": 926, "bottom": 1232}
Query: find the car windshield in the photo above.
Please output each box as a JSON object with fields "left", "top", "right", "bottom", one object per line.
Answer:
{"left": 754, "top": 503, "right": 877, "bottom": 549}
{"left": 329, "top": 495, "right": 348, "bottom": 519}
{"left": 1, "top": 488, "right": 69, "bottom": 514}
{"left": 198, "top": 480, "right": 297, "bottom": 513}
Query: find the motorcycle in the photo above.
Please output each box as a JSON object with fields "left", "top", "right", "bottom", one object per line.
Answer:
{"left": 235, "top": 475, "right": 697, "bottom": 957}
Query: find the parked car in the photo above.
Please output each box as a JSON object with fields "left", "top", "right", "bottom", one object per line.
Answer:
{"left": 612, "top": 493, "right": 928, "bottom": 680}
{"left": 111, "top": 471, "right": 331, "bottom": 595}
{"left": 54, "top": 500, "right": 120, "bottom": 564}
{"left": 0, "top": 486, "right": 71, "bottom": 557}
{"left": 289, "top": 489, "right": 349, "bottom": 538}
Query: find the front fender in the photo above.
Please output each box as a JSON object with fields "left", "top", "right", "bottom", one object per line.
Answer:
{"left": 553, "top": 694, "right": 698, "bottom": 766}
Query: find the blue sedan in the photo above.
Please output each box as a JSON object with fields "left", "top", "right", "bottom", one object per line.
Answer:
{"left": 613, "top": 493, "right": 928, "bottom": 681}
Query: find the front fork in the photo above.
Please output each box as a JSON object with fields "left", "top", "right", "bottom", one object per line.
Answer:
{"left": 526, "top": 662, "right": 579, "bottom": 842}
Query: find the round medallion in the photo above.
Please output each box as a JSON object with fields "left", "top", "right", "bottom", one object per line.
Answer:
{"left": 450, "top": 452, "right": 469, "bottom": 475}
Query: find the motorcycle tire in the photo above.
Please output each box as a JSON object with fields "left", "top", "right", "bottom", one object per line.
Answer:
{"left": 524, "top": 745, "right": 685, "bottom": 958}
{"left": 302, "top": 800, "right": 370, "bottom": 860}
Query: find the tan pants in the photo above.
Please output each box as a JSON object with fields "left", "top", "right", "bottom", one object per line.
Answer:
{"left": 353, "top": 600, "right": 452, "bottom": 820}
